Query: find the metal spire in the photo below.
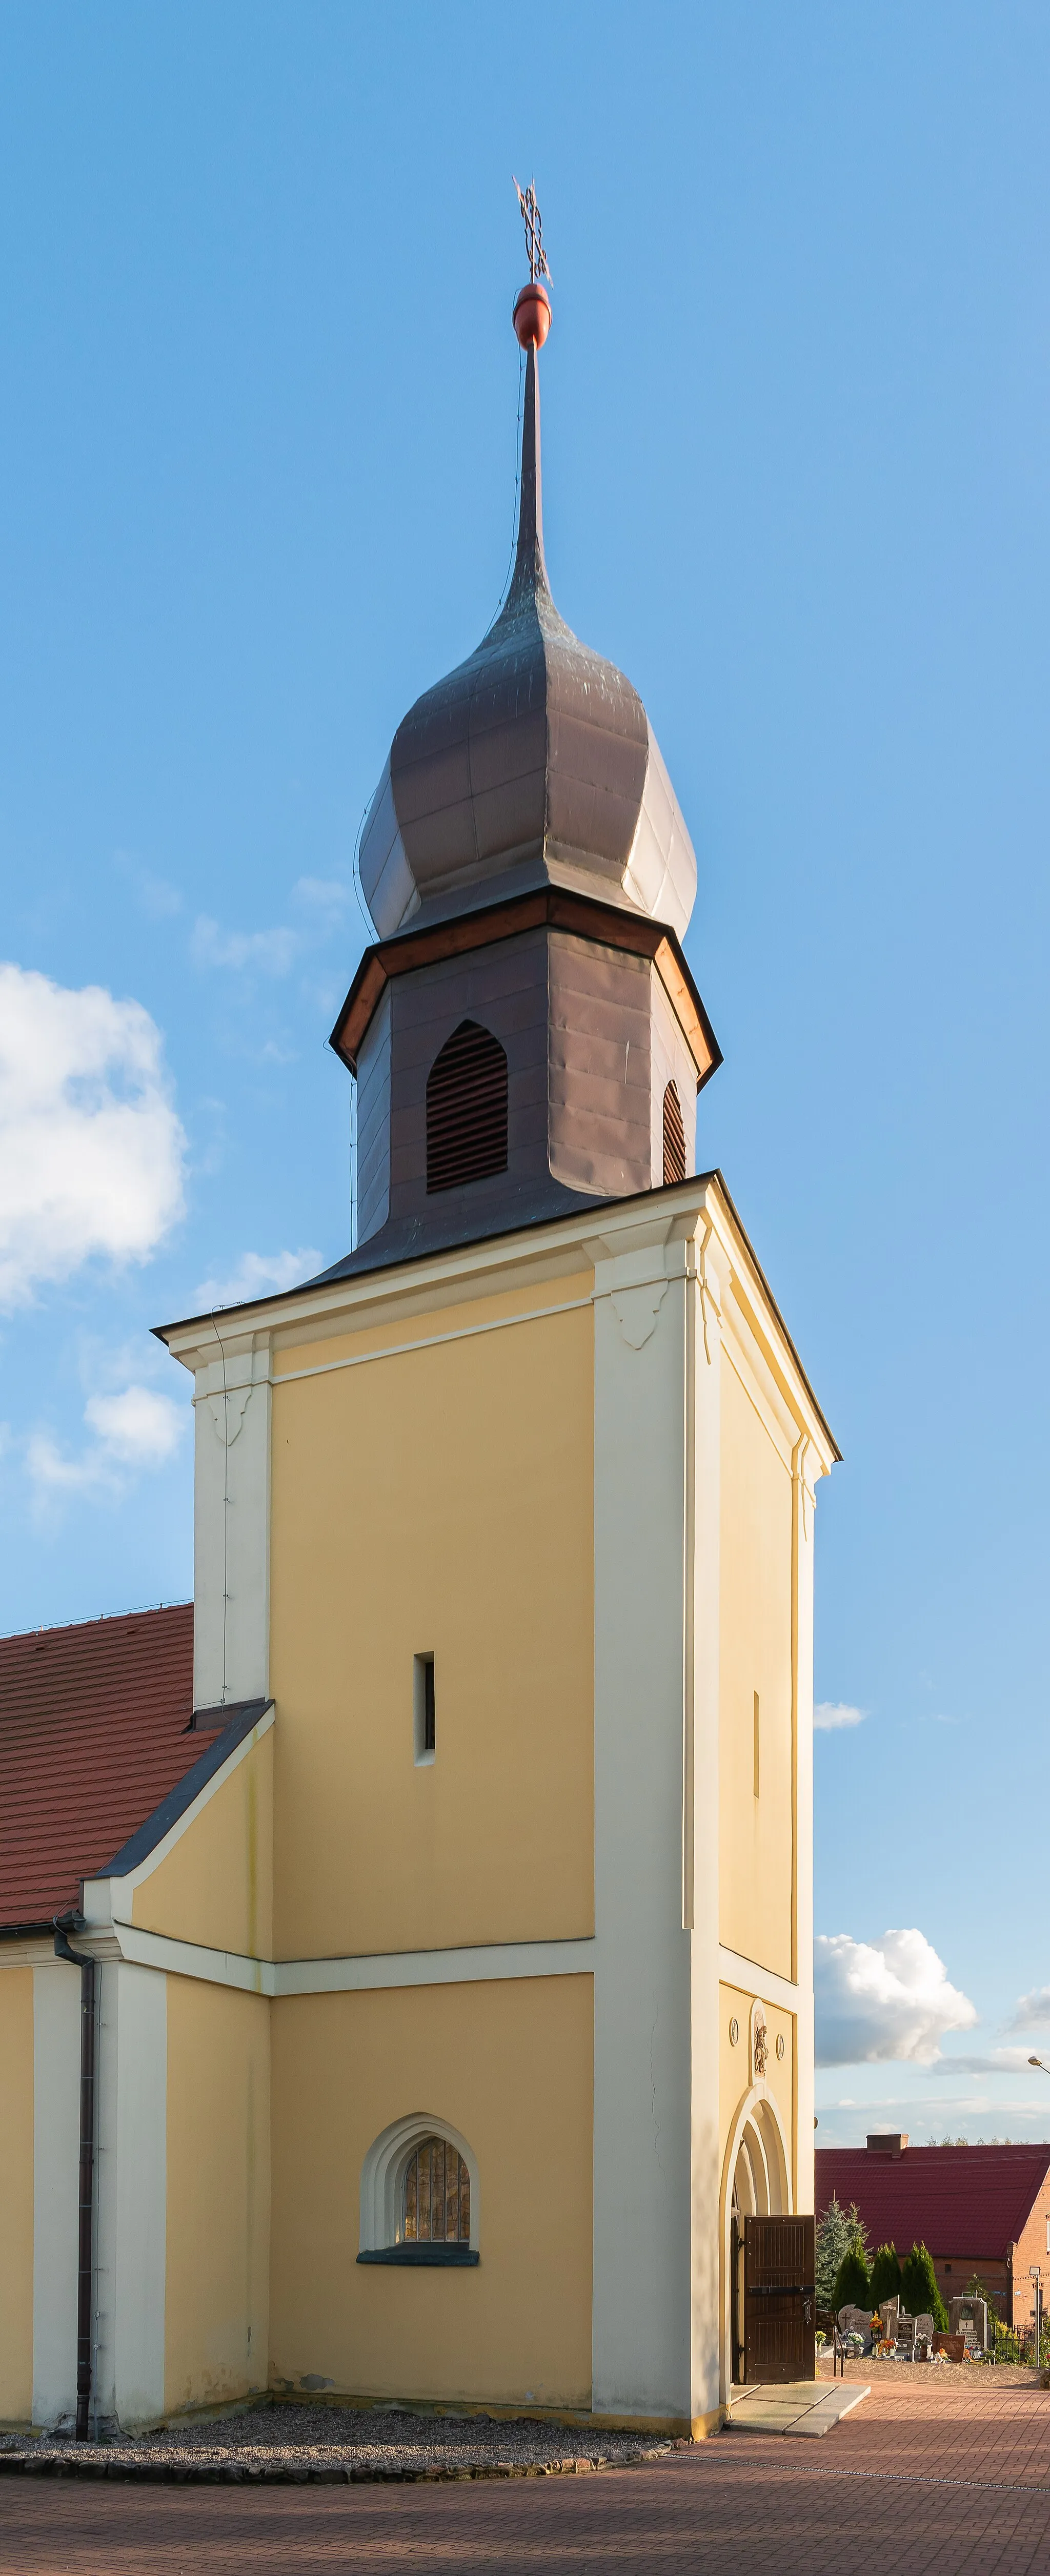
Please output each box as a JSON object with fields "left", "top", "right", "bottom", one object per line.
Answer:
{"left": 513, "top": 178, "right": 552, "bottom": 287}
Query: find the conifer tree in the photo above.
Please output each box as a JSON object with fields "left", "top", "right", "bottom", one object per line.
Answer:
{"left": 815, "top": 2195, "right": 851, "bottom": 2308}
{"left": 869, "top": 2242, "right": 902, "bottom": 2307}
{"left": 832, "top": 2242, "right": 872, "bottom": 2312}
{"left": 900, "top": 2241, "right": 948, "bottom": 2330}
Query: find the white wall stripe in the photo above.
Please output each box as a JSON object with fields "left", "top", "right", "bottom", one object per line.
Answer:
{"left": 262, "top": 1296, "right": 593, "bottom": 1392}
{"left": 104, "top": 1924, "right": 596, "bottom": 1998}
{"left": 717, "top": 1947, "right": 802, "bottom": 2015}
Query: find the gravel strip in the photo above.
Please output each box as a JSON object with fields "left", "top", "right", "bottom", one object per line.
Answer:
{"left": 817, "top": 2356, "right": 1042, "bottom": 2386}
{"left": 0, "top": 2400, "right": 681, "bottom": 2482}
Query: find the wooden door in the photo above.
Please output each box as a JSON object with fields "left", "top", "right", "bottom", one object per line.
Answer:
{"left": 742, "top": 2214, "right": 816, "bottom": 2384}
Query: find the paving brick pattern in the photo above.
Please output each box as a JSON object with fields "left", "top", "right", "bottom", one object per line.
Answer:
{"left": 5, "top": 2373, "right": 1050, "bottom": 2572}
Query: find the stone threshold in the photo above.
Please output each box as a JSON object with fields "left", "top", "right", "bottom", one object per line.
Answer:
{"left": 725, "top": 2381, "right": 870, "bottom": 2438}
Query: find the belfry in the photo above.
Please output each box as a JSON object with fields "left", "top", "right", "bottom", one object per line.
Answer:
{"left": 0, "top": 212, "right": 838, "bottom": 2441}
{"left": 325, "top": 280, "right": 719, "bottom": 1268}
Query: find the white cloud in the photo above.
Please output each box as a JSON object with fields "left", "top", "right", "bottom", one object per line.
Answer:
{"left": 191, "top": 916, "right": 300, "bottom": 976}
{"left": 0, "top": 964, "right": 185, "bottom": 1309}
{"left": 193, "top": 1248, "right": 320, "bottom": 1310}
{"left": 84, "top": 1386, "right": 186, "bottom": 1465}
{"left": 27, "top": 1382, "right": 188, "bottom": 1500}
{"left": 815, "top": 1928, "right": 977, "bottom": 2066}
{"left": 293, "top": 876, "right": 351, "bottom": 922}
{"left": 814, "top": 1701, "right": 866, "bottom": 1731}
{"left": 1007, "top": 1988, "right": 1050, "bottom": 2034}
{"left": 927, "top": 2049, "right": 1035, "bottom": 2075}
{"left": 115, "top": 853, "right": 183, "bottom": 919}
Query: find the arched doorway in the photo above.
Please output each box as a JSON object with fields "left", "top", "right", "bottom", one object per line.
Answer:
{"left": 721, "top": 2090, "right": 792, "bottom": 2396}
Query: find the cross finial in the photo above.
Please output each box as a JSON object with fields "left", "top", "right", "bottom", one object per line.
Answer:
{"left": 513, "top": 177, "right": 552, "bottom": 287}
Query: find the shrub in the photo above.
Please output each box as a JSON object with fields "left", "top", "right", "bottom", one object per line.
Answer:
{"left": 832, "top": 2243, "right": 872, "bottom": 2312}
{"left": 900, "top": 2241, "right": 948, "bottom": 2332}
{"left": 869, "top": 2242, "right": 902, "bottom": 2307}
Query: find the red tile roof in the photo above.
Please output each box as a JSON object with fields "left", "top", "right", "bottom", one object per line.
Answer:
{"left": 0, "top": 1603, "right": 197, "bottom": 1929}
{"left": 816, "top": 2144, "right": 1050, "bottom": 2259}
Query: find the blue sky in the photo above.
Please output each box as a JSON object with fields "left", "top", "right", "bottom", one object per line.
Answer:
{"left": 1, "top": 3, "right": 1048, "bottom": 2142}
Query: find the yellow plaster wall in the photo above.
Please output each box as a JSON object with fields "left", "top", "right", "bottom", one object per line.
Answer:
{"left": 269, "top": 1975, "right": 593, "bottom": 2408}
{"left": 718, "top": 1981, "right": 795, "bottom": 2194}
{"left": 132, "top": 1732, "right": 273, "bottom": 1963}
{"left": 0, "top": 1969, "right": 33, "bottom": 2423}
{"left": 273, "top": 1274, "right": 590, "bottom": 1382}
{"left": 164, "top": 1977, "right": 271, "bottom": 2415}
{"left": 718, "top": 1356, "right": 794, "bottom": 1977}
{"left": 269, "top": 1295, "right": 594, "bottom": 1958}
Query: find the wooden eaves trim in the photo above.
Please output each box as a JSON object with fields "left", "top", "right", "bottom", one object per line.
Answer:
{"left": 329, "top": 886, "right": 723, "bottom": 1090}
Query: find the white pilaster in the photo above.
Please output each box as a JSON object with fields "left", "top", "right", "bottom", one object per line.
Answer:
{"left": 31, "top": 1962, "right": 81, "bottom": 2429}
{"left": 688, "top": 1222, "right": 724, "bottom": 2419}
{"left": 192, "top": 1330, "right": 272, "bottom": 1709}
{"left": 92, "top": 1963, "right": 117, "bottom": 2426}
{"left": 590, "top": 1210, "right": 694, "bottom": 2421}
{"left": 793, "top": 1440, "right": 818, "bottom": 2218}
{"left": 112, "top": 1966, "right": 167, "bottom": 2427}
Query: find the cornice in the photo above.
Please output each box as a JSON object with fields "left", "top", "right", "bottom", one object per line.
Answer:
{"left": 328, "top": 884, "right": 721, "bottom": 1087}
{"left": 154, "top": 1172, "right": 839, "bottom": 1466}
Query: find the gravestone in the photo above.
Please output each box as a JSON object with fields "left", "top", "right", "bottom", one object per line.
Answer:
{"left": 950, "top": 2295, "right": 987, "bottom": 2353}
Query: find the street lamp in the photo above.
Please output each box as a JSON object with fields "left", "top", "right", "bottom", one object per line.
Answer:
{"left": 1032, "top": 2264, "right": 1042, "bottom": 2365}
{"left": 1029, "top": 2057, "right": 1050, "bottom": 2075}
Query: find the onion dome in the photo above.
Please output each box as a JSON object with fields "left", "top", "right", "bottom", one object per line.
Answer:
{"left": 357, "top": 331, "right": 697, "bottom": 946}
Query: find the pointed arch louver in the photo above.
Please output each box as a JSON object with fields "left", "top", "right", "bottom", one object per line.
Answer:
{"left": 426, "top": 1020, "right": 509, "bottom": 1194}
{"left": 662, "top": 1079, "right": 686, "bottom": 1186}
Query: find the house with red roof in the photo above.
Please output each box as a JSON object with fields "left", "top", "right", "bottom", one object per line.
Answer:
{"left": 816, "top": 2133, "right": 1050, "bottom": 2328}
{"left": 0, "top": 1603, "right": 273, "bottom": 2431}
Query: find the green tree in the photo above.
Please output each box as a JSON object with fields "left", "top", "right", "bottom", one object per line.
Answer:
{"left": 900, "top": 2241, "right": 948, "bottom": 2331}
{"left": 832, "top": 2243, "right": 872, "bottom": 2312}
{"left": 963, "top": 2273, "right": 1000, "bottom": 2322}
{"left": 815, "top": 2195, "right": 851, "bottom": 2308}
{"left": 869, "top": 2242, "right": 902, "bottom": 2308}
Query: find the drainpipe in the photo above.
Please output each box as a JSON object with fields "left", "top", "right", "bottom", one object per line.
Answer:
{"left": 53, "top": 1919, "right": 96, "bottom": 2442}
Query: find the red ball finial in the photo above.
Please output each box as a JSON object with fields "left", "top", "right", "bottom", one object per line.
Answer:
{"left": 513, "top": 281, "right": 552, "bottom": 351}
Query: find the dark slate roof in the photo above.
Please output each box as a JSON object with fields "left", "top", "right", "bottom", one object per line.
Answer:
{"left": 815, "top": 2144, "right": 1050, "bottom": 2258}
{"left": 356, "top": 345, "right": 696, "bottom": 943}
{"left": 0, "top": 1604, "right": 201, "bottom": 1928}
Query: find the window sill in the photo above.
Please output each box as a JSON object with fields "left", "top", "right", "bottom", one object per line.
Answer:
{"left": 357, "top": 2245, "right": 479, "bottom": 2267}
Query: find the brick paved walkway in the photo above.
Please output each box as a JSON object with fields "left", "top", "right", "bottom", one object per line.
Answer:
{"left": 5, "top": 2373, "right": 1050, "bottom": 2572}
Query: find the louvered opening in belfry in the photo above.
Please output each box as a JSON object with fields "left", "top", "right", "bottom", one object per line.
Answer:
{"left": 426, "top": 1019, "right": 509, "bottom": 1193}
{"left": 662, "top": 1080, "right": 686, "bottom": 1186}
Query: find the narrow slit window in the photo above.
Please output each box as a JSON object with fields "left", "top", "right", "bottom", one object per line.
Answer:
{"left": 414, "top": 1654, "right": 435, "bottom": 1765}
{"left": 662, "top": 1080, "right": 686, "bottom": 1186}
{"left": 753, "top": 1691, "right": 760, "bottom": 1799}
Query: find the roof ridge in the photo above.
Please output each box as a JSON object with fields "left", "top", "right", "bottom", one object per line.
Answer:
{"left": 0, "top": 1600, "right": 191, "bottom": 1645}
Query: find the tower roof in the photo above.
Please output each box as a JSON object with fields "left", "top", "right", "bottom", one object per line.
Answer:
{"left": 358, "top": 334, "right": 697, "bottom": 945}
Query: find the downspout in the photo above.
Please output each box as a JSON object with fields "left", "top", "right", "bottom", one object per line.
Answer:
{"left": 53, "top": 1919, "right": 96, "bottom": 2442}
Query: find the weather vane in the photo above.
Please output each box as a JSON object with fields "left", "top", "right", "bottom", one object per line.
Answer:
{"left": 513, "top": 178, "right": 552, "bottom": 286}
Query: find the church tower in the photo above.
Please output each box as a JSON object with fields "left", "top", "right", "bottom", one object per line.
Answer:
{"left": 68, "top": 216, "right": 839, "bottom": 2439}
{"left": 324, "top": 265, "right": 719, "bottom": 1271}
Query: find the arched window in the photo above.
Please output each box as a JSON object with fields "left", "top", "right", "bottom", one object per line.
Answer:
{"left": 662, "top": 1079, "right": 686, "bottom": 1186}
{"left": 358, "top": 2114, "right": 480, "bottom": 2266}
{"left": 426, "top": 1020, "right": 508, "bottom": 1194}
{"left": 401, "top": 2134, "right": 471, "bottom": 2247}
